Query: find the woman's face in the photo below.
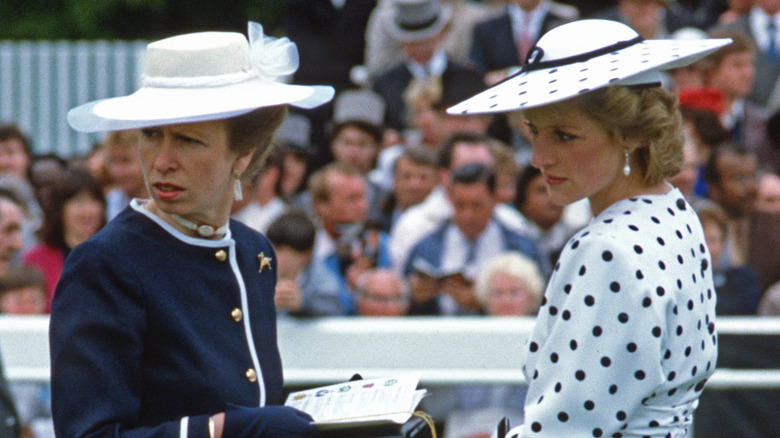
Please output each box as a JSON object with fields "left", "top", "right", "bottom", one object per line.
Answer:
{"left": 63, "top": 190, "right": 104, "bottom": 245}
{"left": 331, "top": 126, "right": 378, "bottom": 174}
{"left": 487, "top": 272, "right": 537, "bottom": 316}
{"left": 138, "top": 120, "right": 251, "bottom": 226}
{"left": 526, "top": 108, "right": 627, "bottom": 215}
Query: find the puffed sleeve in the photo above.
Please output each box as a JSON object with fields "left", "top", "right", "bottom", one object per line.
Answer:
{"left": 49, "top": 240, "right": 209, "bottom": 438}
{"left": 510, "top": 235, "right": 666, "bottom": 437}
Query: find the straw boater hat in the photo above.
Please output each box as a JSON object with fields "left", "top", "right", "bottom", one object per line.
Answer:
{"left": 386, "top": 0, "right": 452, "bottom": 42}
{"left": 446, "top": 19, "right": 731, "bottom": 115}
{"left": 67, "top": 22, "right": 334, "bottom": 133}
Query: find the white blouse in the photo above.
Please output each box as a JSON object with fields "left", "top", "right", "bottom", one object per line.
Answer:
{"left": 510, "top": 188, "right": 717, "bottom": 438}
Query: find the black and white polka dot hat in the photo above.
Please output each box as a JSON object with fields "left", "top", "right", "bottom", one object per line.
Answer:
{"left": 447, "top": 19, "right": 731, "bottom": 115}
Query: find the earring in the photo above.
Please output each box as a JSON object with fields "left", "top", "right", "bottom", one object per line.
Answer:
{"left": 623, "top": 149, "right": 631, "bottom": 177}
{"left": 233, "top": 169, "right": 243, "bottom": 201}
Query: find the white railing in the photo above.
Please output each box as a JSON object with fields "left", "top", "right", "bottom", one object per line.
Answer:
{"left": 1, "top": 315, "right": 780, "bottom": 390}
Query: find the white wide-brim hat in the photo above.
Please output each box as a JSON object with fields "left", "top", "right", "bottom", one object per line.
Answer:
{"left": 446, "top": 19, "right": 731, "bottom": 115}
{"left": 67, "top": 22, "right": 335, "bottom": 133}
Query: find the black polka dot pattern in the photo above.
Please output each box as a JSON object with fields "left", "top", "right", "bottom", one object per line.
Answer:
{"left": 515, "top": 189, "right": 717, "bottom": 438}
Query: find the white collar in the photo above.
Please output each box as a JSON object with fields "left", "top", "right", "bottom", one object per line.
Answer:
{"left": 508, "top": 1, "right": 550, "bottom": 40}
{"left": 130, "top": 199, "right": 233, "bottom": 247}
{"left": 751, "top": 7, "right": 780, "bottom": 50}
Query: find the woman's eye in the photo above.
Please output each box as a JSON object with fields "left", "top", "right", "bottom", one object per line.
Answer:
{"left": 556, "top": 131, "right": 575, "bottom": 141}
{"left": 140, "top": 128, "right": 160, "bottom": 138}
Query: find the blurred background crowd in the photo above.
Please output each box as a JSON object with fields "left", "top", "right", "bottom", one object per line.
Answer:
{"left": 1, "top": 0, "right": 780, "bottom": 437}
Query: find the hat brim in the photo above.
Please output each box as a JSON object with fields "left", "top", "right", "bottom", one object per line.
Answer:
{"left": 67, "top": 81, "right": 334, "bottom": 133}
{"left": 447, "top": 38, "right": 730, "bottom": 115}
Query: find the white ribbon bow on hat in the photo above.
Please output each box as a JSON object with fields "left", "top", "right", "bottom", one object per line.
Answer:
{"left": 248, "top": 21, "right": 298, "bottom": 82}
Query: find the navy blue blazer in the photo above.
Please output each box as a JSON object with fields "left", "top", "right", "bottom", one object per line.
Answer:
{"left": 403, "top": 218, "right": 543, "bottom": 278}
{"left": 50, "top": 202, "right": 283, "bottom": 437}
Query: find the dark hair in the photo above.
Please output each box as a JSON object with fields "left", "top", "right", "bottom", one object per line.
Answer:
{"left": 703, "top": 143, "right": 754, "bottom": 186}
{"left": 226, "top": 105, "right": 289, "bottom": 180}
{"left": 0, "top": 123, "right": 31, "bottom": 157}
{"left": 265, "top": 210, "right": 315, "bottom": 252}
{"left": 38, "top": 168, "right": 106, "bottom": 249}
{"left": 679, "top": 108, "right": 728, "bottom": 148}
{"left": 513, "top": 164, "right": 542, "bottom": 211}
{"left": 0, "top": 265, "right": 45, "bottom": 296}
{"left": 438, "top": 132, "right": 492, "bottom": 169}
{"left": 450, "top": 163, "right": 495, "bottom": 193}
{"left": 330, "top": 121, "right": 383, "bottom": 146}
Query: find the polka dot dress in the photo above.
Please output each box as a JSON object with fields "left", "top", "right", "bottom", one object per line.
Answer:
{"left": 509, "top": 188, "right": 717, "bottom": 438}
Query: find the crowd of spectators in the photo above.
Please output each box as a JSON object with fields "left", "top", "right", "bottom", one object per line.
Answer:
{"left": 1, "top": 0, "right": 780, "bottom": 437}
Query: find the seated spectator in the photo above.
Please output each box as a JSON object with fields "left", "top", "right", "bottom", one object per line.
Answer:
{"left": 354, "top": 269, "right": 410, "bottom": 316}
{"left": 102, "top": 130, "right": 148, "bottom": 221}
{"left": 0, "top": 265, "right": 53, "bottom": 437}
{"left": 370, "top": 145, "right": 439, "bottom": 233}
{"left": 274, "top": 114, "right": 317, "bottom": 209}
{"left": 328, "top": 89, "right": 387, "bottom": 213}
{"left": 231, "top": 149, "right": 287, "bottom": 234}
{"left": 265, "top": 210, "right": 343, "bottom": 316}
{"left": 702, "top": 28, "right": 777, "bottom": 173}
{"left": 755, "top": 171, "right": 780, "bottom": 213}
{"left": 474, "top": 251, "right": 544, "bottom": 317}
{"left": 371, "top": 0, "right": 486, "bottom": 133}
{"left": 489, "top": 140, "right": 520, "bottom": 205}
{"left": 696, "top": 201, "right": 762, "bottom": 315}
{"left": 23, "top": 169, "right": 105, "bottom": 306}
{"left": 0, "top": 188, "right": 25, "bottom": 276}
{"left": 0, "top": 265, "right": 47, "bottom": 315}
{"left": 390, "top": 132, "right": 532, "bottom": 274}
{"left": 310, "top": 163, "right": 392, "bottom": 314}
{"left": 513, "top": 165, "right": 585, "bottom": 273}
{"left": 28, "top": 154, "right": 67, "bottom": 211}
{"left": 404, "top": 163, "right": 541, "bottom": 315}
{"left": 364, "top": 0, "right": 501, "bottom": 79}
{"left": 704, "top": 143, "right": 780, "bottom": 293}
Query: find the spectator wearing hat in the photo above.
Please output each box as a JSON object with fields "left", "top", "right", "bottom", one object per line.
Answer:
{"left": 469, "top": 0, "right": 579, "bottom": 84}
{"left": 403, "top": 163, "right": 541, "bottom": 315}
{"left": 371, "top": 0, "right": 485, "bottom": 132}
{"left": 363, "top": 0, "right": 501, "bottom": 79}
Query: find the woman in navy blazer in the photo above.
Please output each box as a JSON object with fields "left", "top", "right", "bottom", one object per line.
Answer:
{"left": 49, "top": 22, "right": 334, "bottom": 438}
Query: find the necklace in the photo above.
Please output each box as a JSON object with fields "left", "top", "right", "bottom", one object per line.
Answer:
{"left": 170, "top": 214, "right": 228, "bottom": 238}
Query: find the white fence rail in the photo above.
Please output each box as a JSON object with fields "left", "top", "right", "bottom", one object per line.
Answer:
{"left": 1, "top": 316, "right": 779, "bottom": 390}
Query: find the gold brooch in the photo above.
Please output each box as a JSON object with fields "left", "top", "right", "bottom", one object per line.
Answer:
{"left": 258, "top": 252, "right": 273, "bottom": 273}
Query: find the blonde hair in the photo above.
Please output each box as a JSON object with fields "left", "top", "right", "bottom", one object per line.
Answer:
{"left": 523, "top": 85, "right": 684, "bottom": 186}
{"left": 475, "top": 252, "right": 545, "bottom": 313}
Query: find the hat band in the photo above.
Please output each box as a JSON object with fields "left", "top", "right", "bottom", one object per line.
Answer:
{"left": 142, "top": 70, "right": 259, "bottom": 88}
{"left": 396, "top": 14, "right": 440, "bottom": 32}
{"left": 522, "top": 36, "right": 644, "bottom": 73}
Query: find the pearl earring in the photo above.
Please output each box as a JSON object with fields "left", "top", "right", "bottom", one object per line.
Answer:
{"left": 233, "top": 169, "right": 243, "bottom": 201}
{"left": 623, "top": 149, "right": 631, "bottom": 177}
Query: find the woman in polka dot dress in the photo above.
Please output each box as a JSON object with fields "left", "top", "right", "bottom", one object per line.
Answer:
{"left": 447, "top": 19, "right": 732, "bottom": 438}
